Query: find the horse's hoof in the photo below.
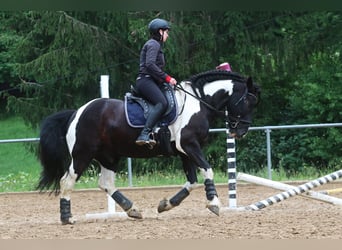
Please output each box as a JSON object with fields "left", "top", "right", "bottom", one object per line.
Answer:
{"left": 206, "top": 205, "right": 220, "bottom": 216}
{"left": 61, "top": 217, "right": 76, "bottom": 225}
{"left": 158, "top": 198, "right": 173, "bottom": 213}
{"left": 158, "top": 198, "right": 168, "bottom": 213}
{"left": 127, "top": 207, "right": 143, "bottom": 219}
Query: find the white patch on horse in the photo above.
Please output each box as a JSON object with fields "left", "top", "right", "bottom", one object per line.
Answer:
{"left": 183, "top": 181, "right": 199, "bottom": 192}
{"left": 208, "top": 195, "right": 221, "bottom": 207}
{"left": 98, "top": 166, "right": 116, "bottom": 195}
{"left": 66, "top": 99, "right": 99, "bottom": 153}
{"left": 171, "top": 81, "right": 201, "bottom": 154}
{"left": 203, "top": 79, "right": 234, "bottom": 96}
{"left": 60, "top": 163, "right": 78, "bottom": 200}
{"left": 61, "top": 99, "right": 100, "bottom": 201}
{"left": 171, "top": 80, "right": 234, "bottom": 155}
{"left": 200, "top": 168, "right": 214, "bottom": 180}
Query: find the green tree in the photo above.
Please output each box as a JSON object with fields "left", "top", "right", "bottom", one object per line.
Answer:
{"left": 285, "top": 47, "right": 342, "bottom": 171}
{"left": 6, "top": 11, "right": 135, "bottom": 129}
{"left": 0, "top": 11, "right": 32, "bottom": 117}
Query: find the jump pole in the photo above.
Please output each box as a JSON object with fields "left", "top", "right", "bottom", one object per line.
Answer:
{"left": 319, "top": 187, "right": 342, "bottom": 195}
{"left": 237, "top": 172, "right": 342, "bottom": 205}
{"left": 245, "top": 169, "right": 342, "bottom": 211}
{"left": 85, "top": 75, "right": 127, "bottom": 220}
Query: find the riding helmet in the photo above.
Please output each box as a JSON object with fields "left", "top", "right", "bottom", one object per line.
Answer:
{"left": 148, "top": 18, "right": 171, "bottom": 34}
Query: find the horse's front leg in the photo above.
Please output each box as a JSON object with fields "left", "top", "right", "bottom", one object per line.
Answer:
{"left": 158, "top": 154, "right": 199, "bottom": 213}
{"left": 200, "top": 168, "right": 220, "bottom": 216}
{"left": 158, "top": 181, "right": 198, "bottom": 213}
{"left": 98, "top": 166, "right": 142, "bottom": 219}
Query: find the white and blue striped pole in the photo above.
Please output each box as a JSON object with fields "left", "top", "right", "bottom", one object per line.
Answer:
{"left": 226, "top": 109, "right": 237, "bottom": 208}
{"left": 247, "top": 169, "right": 342, "bottom": 210}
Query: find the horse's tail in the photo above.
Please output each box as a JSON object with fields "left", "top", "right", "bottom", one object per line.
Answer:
{"left": 37, "top": 110, "right": 76, "bottom": 194}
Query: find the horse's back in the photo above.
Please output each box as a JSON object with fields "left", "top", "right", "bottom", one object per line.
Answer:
{"left": 71, "top": 98, "right": 139, "bottom": 152}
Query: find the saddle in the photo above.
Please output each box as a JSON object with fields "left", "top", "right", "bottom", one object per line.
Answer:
{"left": 124, "top": 83, "right": 178, "bottom": 128}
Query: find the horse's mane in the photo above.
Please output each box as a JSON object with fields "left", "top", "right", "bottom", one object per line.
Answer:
{"left": 187, "top": 70, "right": 247, "bottom": 96}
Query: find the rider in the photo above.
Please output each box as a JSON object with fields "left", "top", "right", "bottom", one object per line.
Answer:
{"left": 135, "top": 18, "right": 177, "bottom": 146}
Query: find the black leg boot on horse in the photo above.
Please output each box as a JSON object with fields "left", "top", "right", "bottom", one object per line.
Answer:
{"left": 135, "top": 103, "right": 165, "bottom": 147}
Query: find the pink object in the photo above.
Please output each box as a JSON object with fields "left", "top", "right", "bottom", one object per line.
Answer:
{"left": 216, "top": 62, "right": 231, "bottom": 71}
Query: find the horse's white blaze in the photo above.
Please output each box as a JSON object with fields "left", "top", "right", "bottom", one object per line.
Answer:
{"left": 66, "top": 98, "right": 100, "bottom": 153}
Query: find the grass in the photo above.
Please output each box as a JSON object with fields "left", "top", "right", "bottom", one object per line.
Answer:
{"left": 0, "top": 116, "right": 337, "bottom": 193}
{"left": 0, "top": 116, "right": 41, "bottom": 192}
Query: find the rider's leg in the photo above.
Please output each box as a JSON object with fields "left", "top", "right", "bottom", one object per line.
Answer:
{"left": 136, "top": 103, "right": 165, "bottom": 145}
{"left": 135, "top": 78, "right": 168, "bottom": 146}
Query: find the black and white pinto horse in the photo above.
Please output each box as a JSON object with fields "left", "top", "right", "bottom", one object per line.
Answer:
{"left": 37, "top": 70, "right": 260, "bottom": 224}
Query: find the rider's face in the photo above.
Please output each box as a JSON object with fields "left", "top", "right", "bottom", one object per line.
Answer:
{"left": 160, "top": 29, "right": 169, "bottom": 42}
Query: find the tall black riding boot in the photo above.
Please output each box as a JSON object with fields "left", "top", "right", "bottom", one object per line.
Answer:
{"left": 135, "top": 127, "right": 154, "bottom": 146}
{"left": 135, "top": 103, "right": 165, "bottom": 146}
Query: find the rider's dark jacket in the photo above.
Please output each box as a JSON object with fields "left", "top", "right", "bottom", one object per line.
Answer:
{"left": 138, "top": 38, "right": 168, "bottom": 84}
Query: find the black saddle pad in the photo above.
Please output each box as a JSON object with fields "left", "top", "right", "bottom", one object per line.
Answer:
{"left": 124, "top": 83, "right": 178, "bottom": 128}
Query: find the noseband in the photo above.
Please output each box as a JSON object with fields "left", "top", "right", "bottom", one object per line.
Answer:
{"left": 227, "top": 114, "right": 251, "bottom": 129}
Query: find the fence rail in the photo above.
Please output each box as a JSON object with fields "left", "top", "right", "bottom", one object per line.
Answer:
{"left": 0, "top": 138, "right": 40, "bottom": 143}
{"left": 210, "top": 123, "right": 342, "bottom": 179}
{"left": 2, "top": 123, "right": 342, "bottom": 182}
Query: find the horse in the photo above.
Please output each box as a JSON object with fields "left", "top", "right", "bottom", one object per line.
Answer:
{"left": 37, "top": 69, "right": 260, "bottom": 224}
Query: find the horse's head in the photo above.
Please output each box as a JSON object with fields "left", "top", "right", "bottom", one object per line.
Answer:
{"left": 226, "top": 76, "right": 260, "bottom": 139}
{"left": 187, "top": 70, "right": 260, "bottom": 139}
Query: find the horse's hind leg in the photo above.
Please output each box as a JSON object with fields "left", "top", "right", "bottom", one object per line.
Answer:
{"left": 59, "top": 154, "right": 93, "bottom": 224}
{"left": 98, "top": 166, "right": 142, "bottom": 219}
{"left": 59, "top": 161, "right": 78, "bottom": 225}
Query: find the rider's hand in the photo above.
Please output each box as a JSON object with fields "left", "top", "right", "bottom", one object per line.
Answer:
{"left": 169, "top": 78, "right": 177, "bottom": 86}
{"left": 166, "top": 75, "right": 177, "bottom": 86}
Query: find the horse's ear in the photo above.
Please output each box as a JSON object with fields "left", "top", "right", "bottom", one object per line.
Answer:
{"left": 246, "top": 77, "right": 253, "bottom": 90}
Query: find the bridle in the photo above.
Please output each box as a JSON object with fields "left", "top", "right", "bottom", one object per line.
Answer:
{"left": 228, "top": 89, "right": 258, "bottom": 128}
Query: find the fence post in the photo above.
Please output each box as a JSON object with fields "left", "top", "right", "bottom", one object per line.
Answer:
{"left": 100, "top": 75, "right": 117, "bottom": 213}
{"left": 265, "top": 128, "right": 272, "bottom": 179}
